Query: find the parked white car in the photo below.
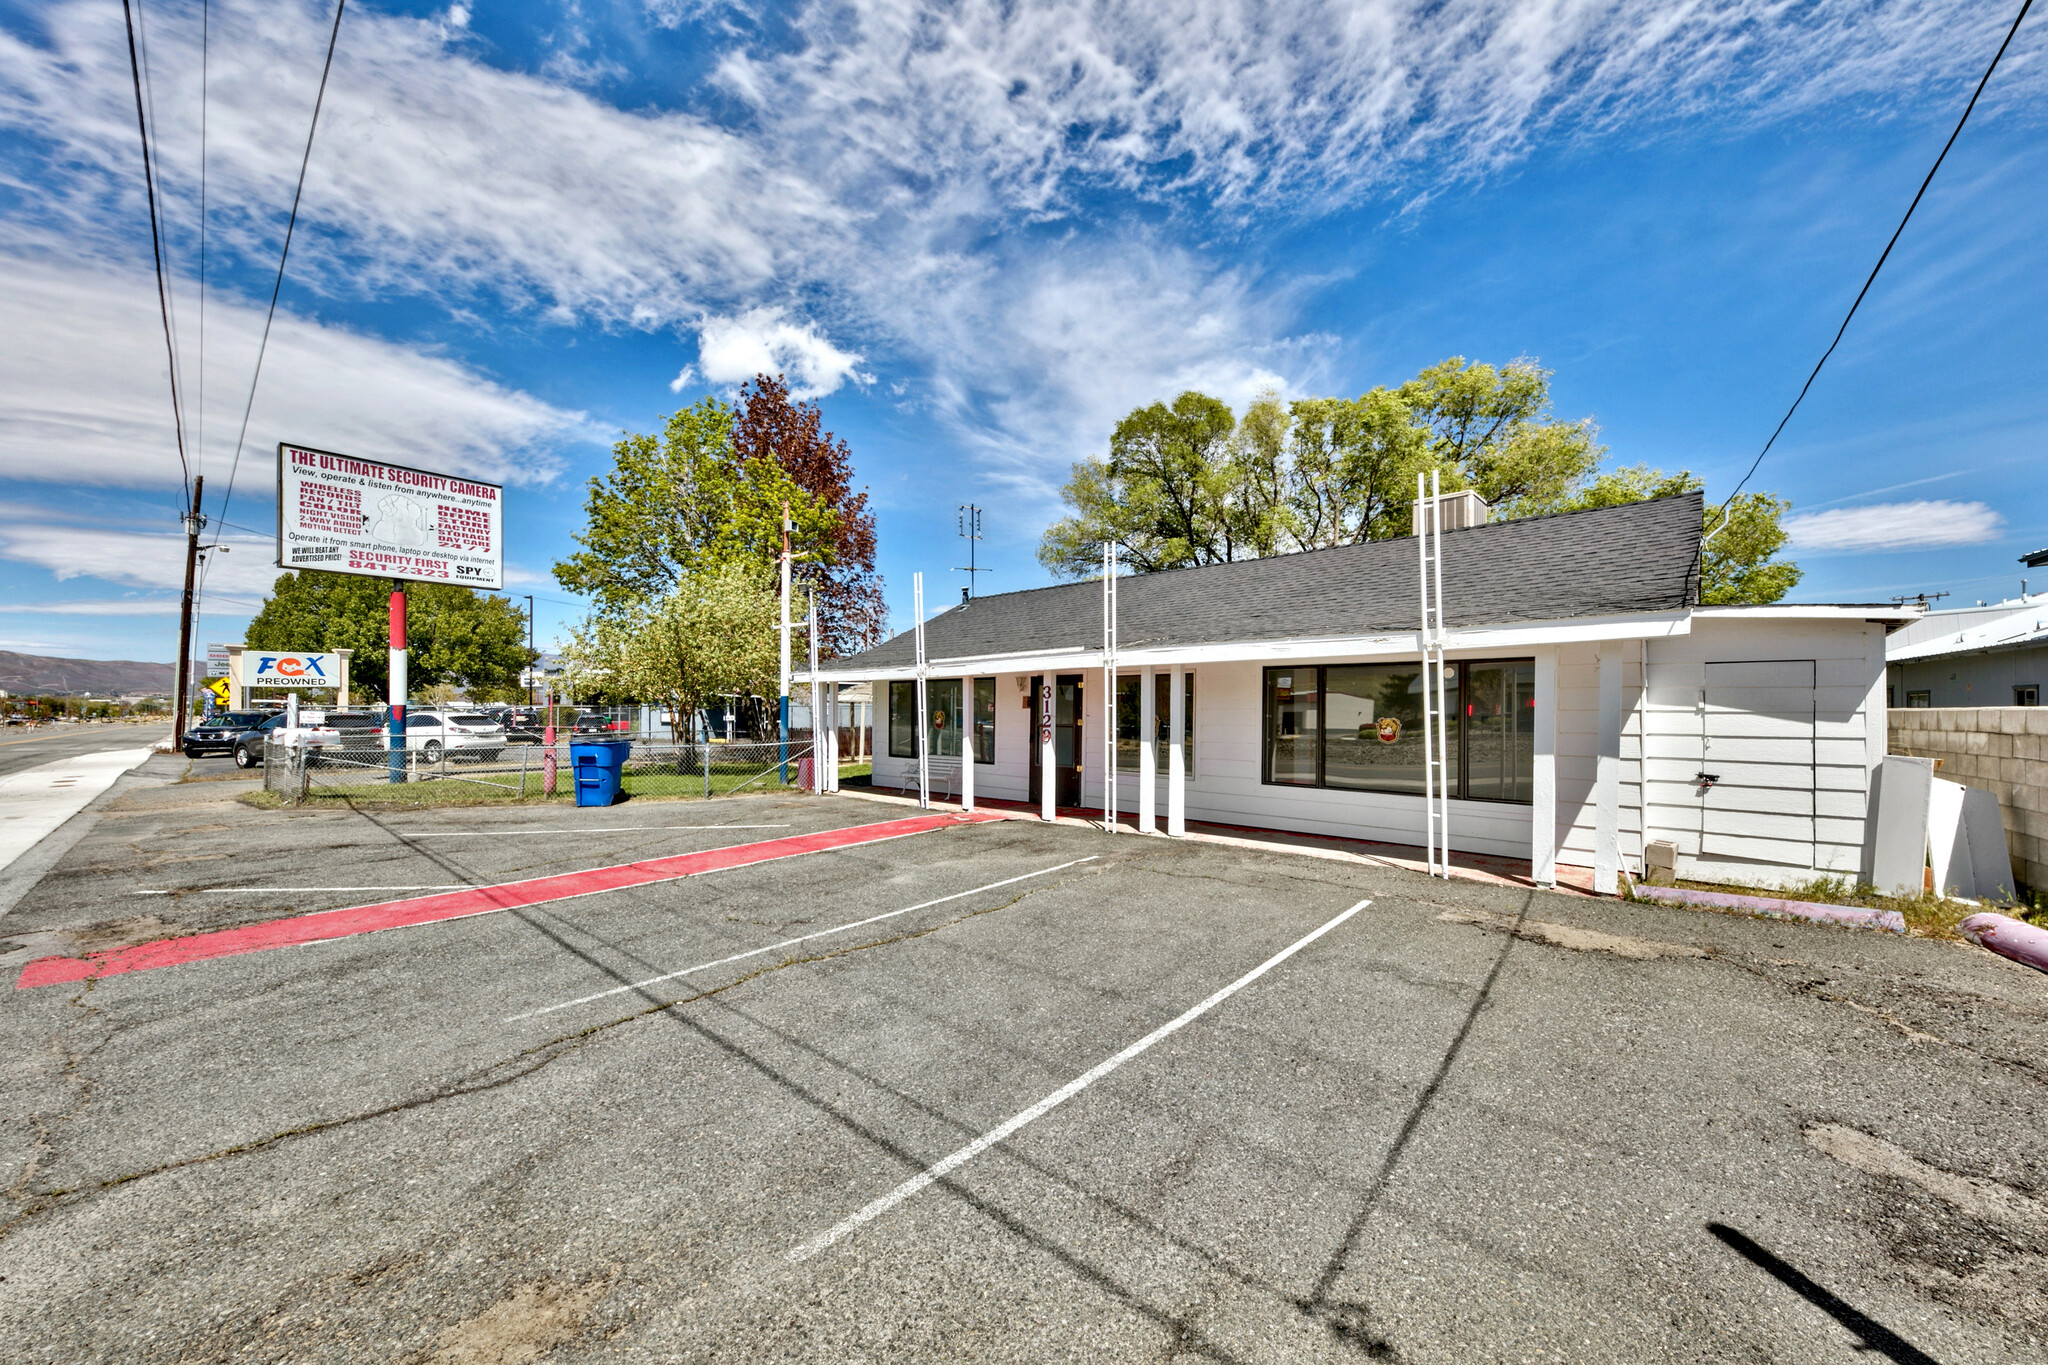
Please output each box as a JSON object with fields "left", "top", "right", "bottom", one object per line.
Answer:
{"left": 400, "top": 711, "right": 507, "bottom": 764}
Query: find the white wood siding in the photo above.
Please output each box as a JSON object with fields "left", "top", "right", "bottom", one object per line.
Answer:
{"left": 1641, "top": 618, "right": 1885, "bottom": 887}
{"left": 863, "top": 616, "right": 1886, "bottom": 889}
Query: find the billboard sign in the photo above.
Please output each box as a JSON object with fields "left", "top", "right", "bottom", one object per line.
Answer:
{"left": 277, "top": 443, "right": 502, "bottom": 589}
{"left": 249, "top": 653, "right": 343, "bottom": 690}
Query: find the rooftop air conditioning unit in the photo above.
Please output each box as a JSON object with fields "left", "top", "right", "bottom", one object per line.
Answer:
{"left": 1410, "top": 489, "right": 1489, "bottom": 536}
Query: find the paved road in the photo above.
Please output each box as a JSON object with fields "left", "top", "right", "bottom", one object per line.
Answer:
{"left": 0, "top": 722, "right": 167, "bottom": 778}
{"left": 1, "top": 780, "right": 2044, "bottom": 1363}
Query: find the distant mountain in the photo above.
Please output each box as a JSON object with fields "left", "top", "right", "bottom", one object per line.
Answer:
{"left": 0, "top": 651, "right": 177, "bottom": 697}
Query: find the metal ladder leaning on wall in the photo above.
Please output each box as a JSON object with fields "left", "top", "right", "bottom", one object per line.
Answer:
{"left": 1417, "top": 471, "right": 1452, "bottom": 878}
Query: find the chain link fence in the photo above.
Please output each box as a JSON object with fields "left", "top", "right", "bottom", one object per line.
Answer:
{"left": 264, "top": 737, "right": 811, "bottom": 804}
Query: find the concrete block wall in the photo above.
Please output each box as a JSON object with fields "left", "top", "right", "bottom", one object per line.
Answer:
{"left": 1888, "top": 707, "right": 2048, "bottom": 895}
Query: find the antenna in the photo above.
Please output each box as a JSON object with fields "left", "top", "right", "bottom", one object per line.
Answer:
{"left": 955, "top": 504, "right": 991, "bottom": 598}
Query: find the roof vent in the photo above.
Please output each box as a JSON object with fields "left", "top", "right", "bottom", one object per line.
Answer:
{"left": 1410, "top": 489, "right": 1489, "bottom": 536}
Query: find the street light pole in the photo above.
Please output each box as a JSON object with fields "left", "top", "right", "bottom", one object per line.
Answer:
{"left": 524, "top": 594, "right": 535, "bottom": 707}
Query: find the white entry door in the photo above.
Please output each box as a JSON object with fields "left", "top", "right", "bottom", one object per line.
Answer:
{"left": 1699, "top": 659, "right": 1818, "bottom": 868}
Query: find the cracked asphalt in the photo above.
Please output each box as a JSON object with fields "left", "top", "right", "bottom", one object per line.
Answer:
{"left": 2, "top": 752, "right": 2046, "bottom": 1363}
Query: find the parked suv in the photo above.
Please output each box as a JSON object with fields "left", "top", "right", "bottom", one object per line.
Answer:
{"left": 399, "top": 712, "right": 506, "bottom": 764}
{"left": 232, "top": 713, "right": 340, "bottom": 769}
{"left": 183, "top": 711, "right": 269, "bottom": 757}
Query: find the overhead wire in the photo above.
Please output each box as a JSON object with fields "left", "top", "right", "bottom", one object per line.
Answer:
{"left": 214, "top": 0, "right": 348, "bottom": 541}
{"left": 1705, "top": 0, "right": 2036, "bottom": 546}
{"left": 120, "top": 0, "right": 190, "bottom": 504}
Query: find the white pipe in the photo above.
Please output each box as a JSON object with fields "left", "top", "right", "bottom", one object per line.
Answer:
{"left": 1417, "top": 472, "right": 1436, "bottom": 876}
{"left": 1432, "top": 468, "right": 1452, "bottom": 877}
{"left": 1138, "top": 669, "right": 1156, "bottom": 834}
{"left": 959, "top": 673, "right": 975, "bottom": 813}
{"left": 1167, "top": 668, "right": 1186, "bottom": 837}
{"left": 914, "top": 573, "right": 929, "bottom": 810}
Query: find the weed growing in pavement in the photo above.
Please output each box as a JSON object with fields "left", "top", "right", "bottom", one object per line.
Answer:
{"left": 1626, "top": 872, "right": 2037, "bottom": 941}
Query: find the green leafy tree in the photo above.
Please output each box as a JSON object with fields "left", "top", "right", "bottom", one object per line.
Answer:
{"left": 564, "top": 562, "right": 781, "bottom": 742}
{"left": 554, "top": 398, "right": 828, "bottom": 615}
{"left": 1038, "top": 358, "right": 1800, "bottom": 605}
{"left": 1286, "top": 389, "right": 1440, "bottom": 547}
{"left": 1398, "top": 356, "right": 1603, "bottom": 517}
{"left": 245, "top": 572, "right": 532, "bottom": 698}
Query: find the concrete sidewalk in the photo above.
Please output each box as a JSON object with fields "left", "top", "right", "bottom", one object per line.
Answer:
{"left": 0, "top": 746, "right": 155, "bottom": 879}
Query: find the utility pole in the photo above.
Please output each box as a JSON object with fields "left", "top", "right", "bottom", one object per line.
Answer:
{"left": 172, "top": 474, "right": 204, "bottom": 750}
{"left": 955, "top": 504, "right": 989, "bottom": 599}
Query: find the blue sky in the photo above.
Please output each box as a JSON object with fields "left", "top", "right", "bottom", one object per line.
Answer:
{"left": 1, "top": 0, "right": 2043, "bottom": 665}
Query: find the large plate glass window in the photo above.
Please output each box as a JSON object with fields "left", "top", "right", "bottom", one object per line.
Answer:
{"left": 928, "top": 679, "right": 963, "bottom": 758}
{"left": 1262, "top": 662, "right": 1532, "bottom": 804}
{"left": 1464, "top": 661, "right": 1535, "bottom": 802}
{"left": 1323, "top": 664, "right": 1456, "bottom": 795}
{"left": 1265, "top": 669, "right": 1320, "bottom": 785}
{"left": 972, "top": 678, "right": 996, "bottom": 763}
{"left": 1116, "top": 675, "right": 1142, "bottom": 771}
{"left": 887, "top": 680, "right": 917, "bottom": 758}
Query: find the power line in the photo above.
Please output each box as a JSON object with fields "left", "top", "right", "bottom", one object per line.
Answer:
{"left": 1713, "top": 0, "right": 2035, "bottom": 526}
{"left": 215, "top": 0, "right": 348, "bottom": 538}
{"left": 119, "top": 0, "right": 190, "bottom": 502}
{"left": 198, "top": 0, "right": 210, "bottom": 482}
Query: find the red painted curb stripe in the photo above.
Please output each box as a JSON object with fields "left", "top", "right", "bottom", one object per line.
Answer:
{"left": 18, "top": 812, "right": 1004, "bottom": 989}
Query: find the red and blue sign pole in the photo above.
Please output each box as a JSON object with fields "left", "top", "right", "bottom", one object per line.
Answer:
{"left": 388, "top": 583, "right": 407, "bottom": 784}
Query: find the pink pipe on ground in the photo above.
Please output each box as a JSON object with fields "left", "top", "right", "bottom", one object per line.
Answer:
{"left": 1960, "top": 913, "right": 2048, "bottom": 976}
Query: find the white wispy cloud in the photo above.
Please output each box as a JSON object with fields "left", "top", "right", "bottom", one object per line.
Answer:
{"left": 0, "top": 525, "right": 279, "bottom": 595}
{"left": 0, "top": 254, "right": 594, "bottom": 491}
{"left": 1782, "top": 500, "right": 2005, "bottom": 552}
{"left": 3, "top": 0, "right": 2039, "bottom": 501}
{"left": 0, "top": 600, "right": 186, "bottom": 616}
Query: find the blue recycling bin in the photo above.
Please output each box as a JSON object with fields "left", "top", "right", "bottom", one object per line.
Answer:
{"left": 571, "top": 738, "right": 632, "bottom": 807}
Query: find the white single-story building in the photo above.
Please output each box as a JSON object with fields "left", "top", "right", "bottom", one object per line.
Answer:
{"left": 807, "top": 493, "right": 1919, "bottom": 893}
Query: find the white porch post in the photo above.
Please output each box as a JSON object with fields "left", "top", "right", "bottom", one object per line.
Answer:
{"left": 959, "top": 674, "right": 975, "bottom": 812}
{"left": 1039, "top": 678, "right": 1056, "bottom": 822}
{"left": 1167, "top": 667, "right": 1187, "bottom": 837}
{"left": 1138, "top": 670, "right": 1157, "bottom": 834}
{"left": 1595, "top": 643, "right": 1623, "bottom": 895}
{"left": 1531, "top": 647, "right": 1558, "bottom": 889}
{"left": 824, "top": 682, "right": 840, "bottom": 792}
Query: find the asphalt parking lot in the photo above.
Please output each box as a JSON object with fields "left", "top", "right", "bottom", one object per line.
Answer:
{"left": 2, "top": 755, "right": 2046, "bottom": 1363}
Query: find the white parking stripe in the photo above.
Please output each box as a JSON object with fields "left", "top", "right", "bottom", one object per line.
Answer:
{"left": 787, "top": 897, "right": 1371, "bottom": 1262}
{"left": 505, "top": 857, "right": 1101, "bottom": 1023}
{"left": 402, "top": 825, "right": 793, "bottom": 838}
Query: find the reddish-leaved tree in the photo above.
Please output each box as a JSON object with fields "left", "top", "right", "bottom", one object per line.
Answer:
{"left": 732, "top": 374, "right": 888, "bottom": 656}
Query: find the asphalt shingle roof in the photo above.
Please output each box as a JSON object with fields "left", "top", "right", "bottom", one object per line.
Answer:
{"left": 833, "top": 491, "right": 1704, "bottom": 672}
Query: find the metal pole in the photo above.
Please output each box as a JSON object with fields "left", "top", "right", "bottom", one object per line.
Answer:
{"left": 1417, "top": 474, "right": 1435, "bottom": 875}
{"left": 172, "top": 474, "right": 204, "bottom": 750}
{"left": 1432, "top": 469, "right": 1452, "bottom": 878}
{"left": 543, "top": 686, "right": 557, "bottom": 795}
{"left": 778, "top": 502, "right": 792, "bottom": 785}
{"left": 914, "top": 573, "right": 930, "bottom": 809}
{"left": 524, "top": 594, "right": 535, "bottom": 708}
{"left": 1103, "top": 542, "right": 1117, "bottom": 834}
{"left": 808, "top": 590, "right": 821, "bottom": 794}
{"left": 388, "top": 580, "right": 408, "bottom": 785}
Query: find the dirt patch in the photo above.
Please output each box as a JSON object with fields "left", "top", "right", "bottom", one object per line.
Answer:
{"left": 0, "top": 914, "right": 189, "bottom": 972}
{"left": 1807, "top": 1124, "right": 2048, "bottom": 1234}
{"left": 425, "top": 1278, "right": 610, "bottom": 1365}
{"left": 1437, "top": 907, "right": 1705, "bottom": 961}
{"left": 1809, "top": 1123, "right": 2048, "bottom": 1331}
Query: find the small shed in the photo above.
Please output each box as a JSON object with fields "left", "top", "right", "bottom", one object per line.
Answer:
{"left": 809, "top": 493, "right": 1919, "bottom": 893}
